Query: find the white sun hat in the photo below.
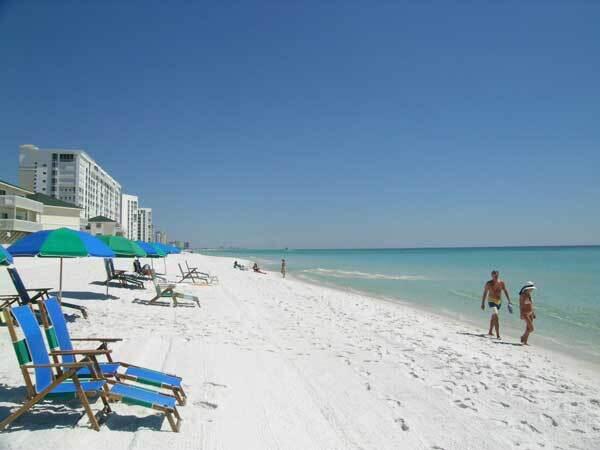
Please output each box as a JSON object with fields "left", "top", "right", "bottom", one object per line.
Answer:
{"left": 519, "top": 281, "right": 536, "bottom": 295}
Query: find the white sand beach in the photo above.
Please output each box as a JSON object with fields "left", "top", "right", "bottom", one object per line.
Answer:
{"left": 1, "top": 253, "right": 599, "bottom": 450}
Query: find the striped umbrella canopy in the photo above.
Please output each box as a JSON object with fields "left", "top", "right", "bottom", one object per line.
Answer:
{"left": 7, "top": 228, "right": 115, "bottom": 301}
{"left": 98, "top": 235, "right": 147, "bottom": 258}
{"left": 0, "top": 246, "right": 13, "bottom": 266}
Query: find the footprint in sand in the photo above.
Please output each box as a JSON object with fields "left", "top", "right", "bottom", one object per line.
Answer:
{"left": 542, "top": 413, "right": 558, "bottom": 427}
{"left": 194, "top": 400, "right": 218, "bottom": 409}
{"left": 204, "top": 382, "right": 228, "bottom": 388}
{"left": 520, "top": 420, "right": 541, "bottom": 433}
{"left": 394, "top": 417, "right": 409, "bottom": 431}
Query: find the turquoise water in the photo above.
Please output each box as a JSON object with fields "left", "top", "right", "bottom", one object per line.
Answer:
{"left": 199, "top": 247, "right": 600, "bottom": 362}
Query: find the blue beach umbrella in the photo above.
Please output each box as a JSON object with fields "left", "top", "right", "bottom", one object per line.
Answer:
{"left": 8, "top": 228, "right": 115, "bottom": 301}
{"left": 0, "top": 246, "right": 13, "bottom": 266}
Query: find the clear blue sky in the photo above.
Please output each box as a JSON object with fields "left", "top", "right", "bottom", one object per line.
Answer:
{"left": 1, "top": 1, "right": 599, "bottom": 248}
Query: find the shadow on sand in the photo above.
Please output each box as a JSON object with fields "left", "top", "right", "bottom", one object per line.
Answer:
{"left": 0, "top": 384, "right": 168, "bottom": 433}
{"left": 456, "top": 331, "right": 489, "bottom": 339}
{"left": 60, "top": 291, "right": 119, "bottom": 301}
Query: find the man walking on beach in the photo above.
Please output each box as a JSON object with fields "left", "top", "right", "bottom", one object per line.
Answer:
{"left": 281, "top": 259, "right": 287, "bottom": 279}
{"left": 481, "top": 270, "right": 512, "bottom": 339}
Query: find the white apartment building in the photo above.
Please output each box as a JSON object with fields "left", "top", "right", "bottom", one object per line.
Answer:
{"left": 154, "top": 230, "right": 167, "bottom": 244}
{"left": 19, "top": 144, "right": 122, "bottom": 223}
{"left": 137, "top": 207, "right": 153, "bottom": 242}
{"left": 120, "top": 194, "right": 139, "bottom": 241}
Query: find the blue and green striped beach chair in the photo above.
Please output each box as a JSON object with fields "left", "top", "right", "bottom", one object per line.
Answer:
{"left": 39, "top": 296, "right": 187, "bottom": 405}
{"left": 1, "top": 304, "right": 182, "bottom": 432}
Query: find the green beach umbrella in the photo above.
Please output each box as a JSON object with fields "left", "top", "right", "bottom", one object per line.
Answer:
{"left": 136, "top": 241, "right": 168, "bottom": 273}
{"left": 1, "top": 246, "right": 14, "bottom": 266}
{"left": 7, "top": 228, "right": 115, "bottom": 301}
{"left": 98, "top": 235, "right": 147, "bottom": 258}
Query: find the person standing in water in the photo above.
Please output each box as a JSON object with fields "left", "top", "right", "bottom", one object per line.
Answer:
{"left": 519, "top": 282, "right": 537, "bottom": 345}
{"left": 281, "top": 259, "right": 287, "bottom": 279}
{"left": 481, "top": 270, "right": 512, "bottom": 339}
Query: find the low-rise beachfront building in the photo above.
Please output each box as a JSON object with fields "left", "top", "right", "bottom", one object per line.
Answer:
{"left": 19, "top": 144, "right": 122, "bottom": 223}
{"left": 27, "top": 193, "right": 81, "bottom": 231}
{"left": 0, "top": 179, "right": 43, "bottom": 244}
{"left": 121, "top": 193, "right": 139, "bottom": 241}
{"left": 85, "top": 215, "right": 118, "bottom": 236}
{"left": 0, "top": 179, "right": 81, "bottom": 244}
{"left": 137, "top": 207, "right": 152, "bottom": 242}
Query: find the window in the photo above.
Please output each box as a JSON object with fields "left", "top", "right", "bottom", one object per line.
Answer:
{"left": 60, "top": 154, "right": 74, "bottom": 161}
{"left": 0, "top": 189, "right": 5, "bottom": 195}
{"left": 95, "top": 223, "right": 101, "bottom": 229}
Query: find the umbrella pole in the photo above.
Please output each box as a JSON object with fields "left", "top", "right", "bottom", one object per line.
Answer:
{"left": 59, "top": 257, "right": 63, "bottom": 304}
{"left": 164, "top": 257, "right": 167, "bottom": 274}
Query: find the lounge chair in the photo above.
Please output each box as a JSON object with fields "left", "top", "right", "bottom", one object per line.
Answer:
{"left": 4, "top": 267, "right": 88, "bottom": 319}
{"left": 185, "top": 261, "right": 219, "bottom": 284}
{"left": 0, "top": 304, "right": 182, "bottom": 432}
{"left": 39, "top": 297, "right": 187, "bottom": 405}
{"left": 133, "top": 259, "right": 167, "bottom": 282}
{"left": 177, "top": 263, "right": 209, "bottom": 285}
{"left": 104, "top": 258, "right": 144, "bottom": 289}
{"left": 135, "top": 277, "right": 200, "bottom": 308}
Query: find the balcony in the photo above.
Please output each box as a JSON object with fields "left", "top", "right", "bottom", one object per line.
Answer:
{"left": 0, "top": 195, "right": 44, "bottom": 213}
{"left": 0, "top": 218, "right": 42, "bottom": 233}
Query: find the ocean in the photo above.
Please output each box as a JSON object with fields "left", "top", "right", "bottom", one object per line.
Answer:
{"left": 199, "top": 247, "right": 600, "bottom": 363}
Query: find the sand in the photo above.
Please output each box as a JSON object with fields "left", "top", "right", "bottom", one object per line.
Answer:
{"left": 0, "top": 253, "right": 599, "bottom": 449}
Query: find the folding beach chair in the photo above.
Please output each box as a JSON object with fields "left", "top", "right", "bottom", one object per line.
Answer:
{"left": 5, "top": 267, "right": 88, "bottom": 319}
{"left": 185, "top": 261, "right": 219, "bottom": 285}
{"left": 177, "top": 263, "right": 209, "bottom": 284}
{"left": 104, "top": 258, "right": 144, "bottom": 289}
{"left": 136, "top": 278, "right": 200, "bottom": 308}
{"left": 133, "top": 259, "right": 167, "bottom": 282}
{"left": 39, "top": 297, "right": 187, "bottom": 405}
{"left": 0, "top": 305, "right": 181, "bottom": 432}
{"left": 1, "top": 304, "right": 182, "bottom": 432}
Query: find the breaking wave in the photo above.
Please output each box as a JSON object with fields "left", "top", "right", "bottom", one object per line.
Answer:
{"left": 301, "top": 268, "right": 426, "bottom": 281}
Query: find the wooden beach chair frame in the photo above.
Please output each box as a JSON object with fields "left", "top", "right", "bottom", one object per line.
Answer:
{"left": 177, "top": 263, "right": 209, "bottom": 285}
{"left": 5, "top": 267, "right": 88, "bottom": 319}
{"left": 136, "top": 277, "right": 201, "bottom": 308}
{"left": 0, "top": 306, "right": 113, "bottom": 431}
{"left": 1, "top": 305, "right": 183, "bottom": 432}
{"left": 38, "top": 297, "right": 187, "bottom": 405}
{"left": 185, "top": 261, "right": 219, "bottom": 284}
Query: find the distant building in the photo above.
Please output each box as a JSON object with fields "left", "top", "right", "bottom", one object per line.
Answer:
{"left": 86, "top": 215, "right": 118, "bottom": 236}
{"left": 137, "top": 207, "right": 153, "bottom": 242}
{"left": 0, "top": 179, "right": 80, "bottom": 244}
{"left": 184, "top": 241, "right": 190, "bottom": 250}
{"left": 19, "top": 144, "right": 122, "bottom": 223}
{"left": 169, "top": 240, "right": 184, "bottom": 249}
{"left": 154, "top": 230, "right": 167, "bottom": 244}
{"left": 120, "top": 194, "right": 139, "bottom": 241}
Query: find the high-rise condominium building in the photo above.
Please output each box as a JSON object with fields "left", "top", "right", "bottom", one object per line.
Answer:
{"left": 120, "top": 194, "right": 139, "bottom": 241}
{"left": 154, "top": 230, "right": 167, "bottom": 244}
{"left": 137, "top": 207, "right": 153, "bottom": 242}
{"left": 19, "top": 144, "right": 122, "bottom": 223}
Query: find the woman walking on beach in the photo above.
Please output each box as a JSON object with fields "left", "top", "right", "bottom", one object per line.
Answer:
{"left": 281, "top": 259, "right": 286, "bottom": 279}
{"left": 519, "top": 282, "right": 537, "bottom": 345}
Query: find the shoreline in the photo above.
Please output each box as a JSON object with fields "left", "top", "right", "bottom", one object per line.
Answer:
{"left": 262, "top": 262, "right": 600, "bottom": 379}
{"left": 222, "top": 252, "right": 600, "bottom": 371}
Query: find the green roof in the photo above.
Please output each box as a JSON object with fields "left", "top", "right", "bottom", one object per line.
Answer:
{"left": 0, "top": 178, "right": 32, "bottom": 194}
{"left": 88, "top": 215, "right": 116, "bottom": 223}
{"left": 27, "top": 192, "right": 80, "bottom": 209}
